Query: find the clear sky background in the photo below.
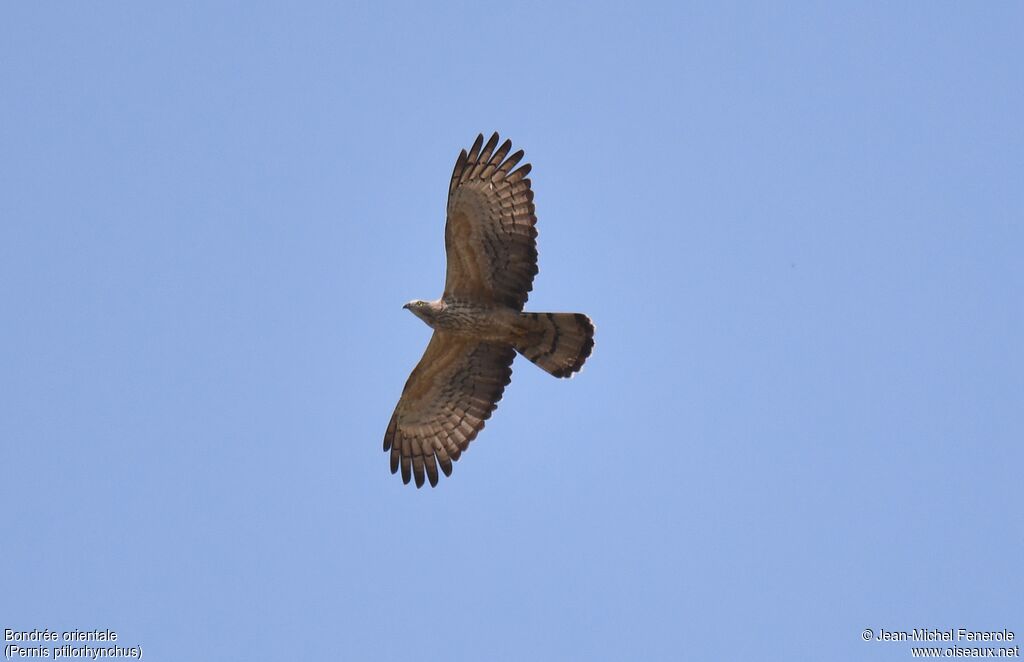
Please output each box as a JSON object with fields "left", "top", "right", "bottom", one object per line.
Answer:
{"left": 2, "top": 3, "right": 1021, "bottom": 661}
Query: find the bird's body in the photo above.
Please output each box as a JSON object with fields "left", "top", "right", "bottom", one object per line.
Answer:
{"left": 385, "top": 133, "right": 594, "bottom": 488}
{"left": 405, "top": 299, "right": 519, "bottom": 341}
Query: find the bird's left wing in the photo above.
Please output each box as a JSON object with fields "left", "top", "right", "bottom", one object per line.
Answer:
{"left": 384, "top": 331, "right": 515, "bottom": 488}
{"left": 444, "top": 132, "right": 538, "bottom": 310}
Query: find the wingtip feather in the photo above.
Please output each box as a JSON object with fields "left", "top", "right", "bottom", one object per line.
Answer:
{"left": 467, "top": 134, "right": 484, "bottom": 162}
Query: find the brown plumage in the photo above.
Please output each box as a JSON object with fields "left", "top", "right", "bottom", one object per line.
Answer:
{"left": 384, "top": 133, "right": 595, "bottom": 488}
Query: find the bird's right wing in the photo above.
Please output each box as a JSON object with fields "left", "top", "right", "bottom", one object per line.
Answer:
{"left": 384, "top": 331, "right": 515, "bottom": 488}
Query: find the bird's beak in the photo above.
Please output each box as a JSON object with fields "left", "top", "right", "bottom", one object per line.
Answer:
{"left": 402, "top": 303, "right": 410, "bottom": 310}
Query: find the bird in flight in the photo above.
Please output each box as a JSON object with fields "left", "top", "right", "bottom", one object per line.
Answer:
{"left": 384, "top": 133, "right": 595, "bottom": 488}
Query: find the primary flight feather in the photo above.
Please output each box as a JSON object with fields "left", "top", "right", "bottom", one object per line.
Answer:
{"left": 384, "top": 133, "right": 595, "bottom": 488}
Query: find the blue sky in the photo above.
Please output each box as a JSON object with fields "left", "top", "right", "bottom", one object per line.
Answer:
{"left": 2, "top": 3, "right": 1021, "bottom": 660}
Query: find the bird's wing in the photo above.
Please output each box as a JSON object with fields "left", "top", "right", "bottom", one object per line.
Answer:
{"left": 384, "top": 331, "right": 515, "bottom": 488}
{"left": 444, "top": 132, "right": 538, "bottom": 310}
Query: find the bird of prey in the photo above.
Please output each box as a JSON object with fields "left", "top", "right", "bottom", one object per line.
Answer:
{"left": 384, "top": 132, "right": 595, "bottom": 488}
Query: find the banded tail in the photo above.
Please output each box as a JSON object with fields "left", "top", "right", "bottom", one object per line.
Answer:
{"left": 512, "top": 312, "right": 595, "bottom": 378}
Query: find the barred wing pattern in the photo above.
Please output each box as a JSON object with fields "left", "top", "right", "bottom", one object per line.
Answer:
{"left": 444, "top": 133, "right": 539, "bottom": 310}
{"left": 384, "top": 332, "right": 515, "bottom": 488}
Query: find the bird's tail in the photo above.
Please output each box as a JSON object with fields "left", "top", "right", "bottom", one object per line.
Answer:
{"left": 512, "top": 312, "right": 595, "bottom": 378}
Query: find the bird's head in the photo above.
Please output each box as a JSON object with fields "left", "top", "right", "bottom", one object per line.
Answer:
{"left": 403, "top": 299, "right": 437, "bottom": 326}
